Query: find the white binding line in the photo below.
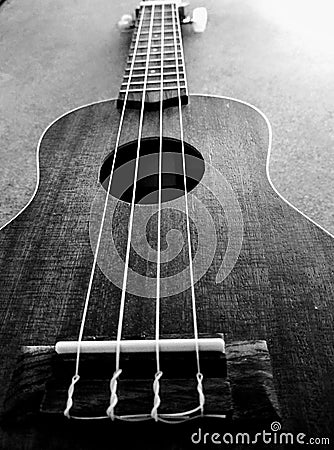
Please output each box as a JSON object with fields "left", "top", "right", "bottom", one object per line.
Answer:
{"left": 0, "top": 94, "right": 333, "bottom": 240}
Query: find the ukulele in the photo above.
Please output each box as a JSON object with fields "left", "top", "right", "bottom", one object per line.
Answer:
{"left": 0, "top": 0, "right": 333, "bottom": 448}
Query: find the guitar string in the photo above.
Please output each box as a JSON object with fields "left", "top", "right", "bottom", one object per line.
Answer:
{"left": 63, "top": 6, "right": 147, "bottom": 419}
{"left": 171, "top": 1, "right": 205, "bottom": 414}
{"left": 107, "top": 3, "right": 206, "bottom": 423}
{"left": 107, "top": 3, "right": 205, "bottom": 422}
{"left": 106, "top": 3, "right": 157, "bottom": 420}
{"left": 150, "top": 2, "right": 165, "bottom": 422}
{"left": 107, "top": 2, "right": 205, "bottom": 423}
{"left": 65, "top": 2, "right": 205, "bottom": 422}
{"left": 150, "top": 2, "right": 205, "bottom": 422}
{"left": 69, "top": 413, "right": 226, "bottom": 422}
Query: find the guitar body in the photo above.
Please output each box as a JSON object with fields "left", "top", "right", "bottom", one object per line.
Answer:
{"left": 0, "top": 95, "right": 333, "bottom": 448}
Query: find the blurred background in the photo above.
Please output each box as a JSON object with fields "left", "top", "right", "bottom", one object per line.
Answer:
{"left": 0, "top": 0, "right": 333, "bottom": 233}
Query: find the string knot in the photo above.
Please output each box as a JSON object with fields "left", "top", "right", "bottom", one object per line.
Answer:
{"left": 151, "top": 370, "right": 163, "bottom": 421}
{"left": 106, "top": 369, "right": 122, "bottom": 420}
{"left": 64, "top": 374, "right": 80, "bottom": 418}
{"left": 196, "top": 372, "right": 205, "bottom": 415}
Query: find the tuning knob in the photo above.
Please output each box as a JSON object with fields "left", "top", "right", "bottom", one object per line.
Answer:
{"left": 117, "top": 14, "right": 135, "bottom": 32}
{"left": 191, "top": 7, "right": 208, "bottom": 33}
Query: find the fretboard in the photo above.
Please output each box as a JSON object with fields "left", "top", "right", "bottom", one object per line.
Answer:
{"left": 117, "top": 1, "right": 188, "bottom": 110}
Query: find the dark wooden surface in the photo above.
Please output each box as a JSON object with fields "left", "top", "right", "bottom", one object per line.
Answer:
{"left": 0, "top": 95, "right": 333, "bottom": 448}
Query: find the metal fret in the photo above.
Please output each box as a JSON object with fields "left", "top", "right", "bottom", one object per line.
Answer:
{"left": 140, "top": 18, "right": 177, "bottom": 22}
{"left": 141, "top": 21, "right": 177, "bottom": 26}
{"left": 122, "top": 79, "right": 184, "bottom": 86}
{"left": 123, "top": 71, "right": 185, "bottom": 79}
{"left": 127, "top": 58, "right": 182, "bottom": 65}
{"left": 125, "top": 64, "right": 180, "bottom": 71}
{"left": 141, "top": 16, "right": 177, "bottom": 21}
{"left": 130, "top": 43, "right": 181, "bottom": 50}
{"left": 129, "top": 50, "right": 181, "bottom": 57}
{"left": 140, "top": 10, "right": 176, "bottom": 14}
{"left": 129, "top": 56, "right": 181, "bottom": 62}
{"left": 140, "top": 26, "right": 174, "bottom": 31}
{"left": 120, "top": 86, "right": 187, "bottom": 93}
{"left": 144, "top": 38, "right": 176, "bottom": 43}
{"left": 127, "top": 57, "right": 182, "bottom": 62}
{"left": 132, "top": 30, "right": 176, "bottom": 36}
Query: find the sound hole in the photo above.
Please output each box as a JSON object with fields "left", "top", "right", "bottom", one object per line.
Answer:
{"left": 100, "top": 137, "right": 205, "bottom": 204}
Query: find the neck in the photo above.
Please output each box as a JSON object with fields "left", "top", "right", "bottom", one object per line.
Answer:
{"left": 117, "top": 1, "right": 188, "bottom": 111}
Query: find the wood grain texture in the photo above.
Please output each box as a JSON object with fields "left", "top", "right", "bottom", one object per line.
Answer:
{"left": 0, "top": 95, "right": 333, "bottom": 448}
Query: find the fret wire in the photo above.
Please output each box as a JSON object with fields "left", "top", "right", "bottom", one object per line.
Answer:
{"left": 119, "top": 86, "right": 187, "bottom": 93}
{"left": 125, "top": 65, "right": 181, "bottom": 71}
{"left": 140, "top": 26, "right": 174, "bottom": 31}
{"left": 122, "top": 79, "right": 184, "bottom": 86}
{"left": 123, "top": 71, "right": 185, "bottom": 79}
{"left": 151, "top": 57, "right": 182, "bottom": 62}
{"left": 141, "top": 13, "right": 177, "bottom": 16}
{"left": 132, "top": 35, "right": 179, "bottom": 41}
{"left": 129, "top": 48, "right": 178, "bottom": 52}
{"left": 139, "top": 12, "right": 177, "bottom": 16}
{"left": 130, "top": 44, "right": 181, "bottom": 50}
{"left": 142, "top": 38, "right": 177, "bottom": 43}
{"left": 132, "top": 38, "right": 179, "bottom": 44}
{"left": 127, "top": 58, "right": 182, "bottom": 65}
{"left": 133, "top": 31, "right": 177, "bottom": 35}
{"left": 141, "top": 12, "right": 176, "bottom": 15}
{"left": 135, "top": 31, "right": 178, "bottom": 39}
{"left": 141, "top": 20, "right": 177, "bottom": 25}
{"left": 140, "top": 22, "right": 177, "bottom": 27}
{"left": 137, "top": 58, "right": 181, "bottom": 63}
{"left": 125, "top": 64, "right": 181, "bottom": 71}
{"left": 126, "top": 68, "right": 184, "bottom": 75}
{"left": 132, "top": 30, "right": 177, "bottom": 35}
{"left": 141, "top": 16, "right": 178, "bottom": 20}
{"left": 128, "top": 54, "right": 182, "bottom": 59}
{"left": 130, "top": 41, "right": 180, "bottom": 45}
{"left": 125, "top": 64, "right": 183, "bottom": 73}
{"left": 130, "top": 38, "right": 180, "bottom": 49}
{"left": 128, "top": 50, "right": 181, "bottom": 57}
{"left": 132, "top": 27, "right": 179, "bottom": 35}
{"left": 131, "top": 53, "right": 182, "bottom": 57}
{"left": 140, "top": 11, "right": 176, "bottom": 13}
{"left": 140, "top": 19, "right": 177, "bottom": 23}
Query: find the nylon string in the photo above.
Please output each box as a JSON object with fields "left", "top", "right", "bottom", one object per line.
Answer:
{"left": 64, "top": 1, "right": 205, "bottom": 422}
{"left": 171, "top": 2, "right": 205, "bottom": 414}
{"left": 63, "top": 6, "right": 147, "bottom": 419}
{"left": 106, "top": 3, "right": 157, "bottom": 420}
{"left": 150, "top": 2, "right": 165, "bottom": 422}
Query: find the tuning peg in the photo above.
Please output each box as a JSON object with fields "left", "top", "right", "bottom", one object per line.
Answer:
{"left": 191, "top": 7, "right": 208, "bottom": 32}
{"left": 117, "top": 14, "right": 135, "bottom": 32}
{"left": 182, "top": 7, "right": 208, "bottom": 33}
